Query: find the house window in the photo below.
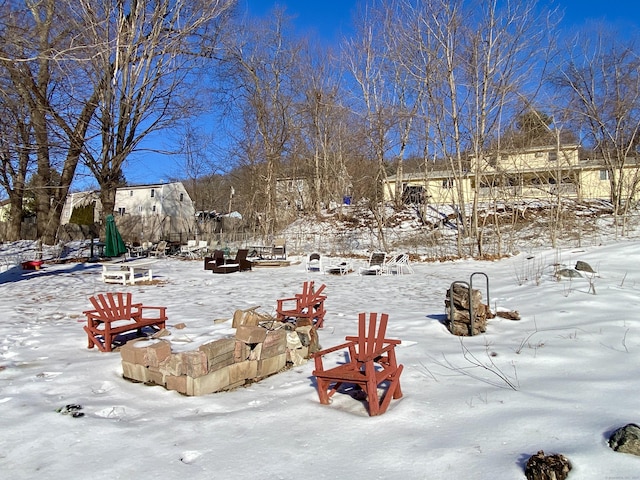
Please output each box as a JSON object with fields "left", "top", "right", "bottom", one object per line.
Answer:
{"left": 150, "top": 189, "right": 155, "bottom": 198}
{"left": 442, "top": 178, "right": 454, "bottom": 189}
{"left": 129, "top": 190, "right": 133, "bottom": 196}
{"left": 137, "top": 206, "right": 142, "bottom": 213}
{"left": 118, "top": 207, "right": 125, "bottom": 216}
{"left": 548, "top": 151, "right": 557, "bottom": 162}
{"left": 179, "top": 193, "right": 184, "bottom": 202}
{"left": 600, "top": 170, "right": 610, "bottom": 180}
{"left": 152, "top": 205, "right": 156, "bottom": 213}
{"left": 402, "top": 185, "right": 425, "bottom": 204}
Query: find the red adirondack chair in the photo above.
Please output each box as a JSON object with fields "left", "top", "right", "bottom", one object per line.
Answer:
{"left": 312, "top": 312, "right": 403, "bottom": 416}
{"left": 83, "top": 292, "right": 167, "bottom": 352}
{"left": 276, "top": 280, "right": 327, "bottom": 328}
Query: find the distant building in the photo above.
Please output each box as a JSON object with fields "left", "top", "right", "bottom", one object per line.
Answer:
{"left": 0, "top": 197, "right": 36, "bottom": 222}
{"left": 0, "top": 199, "right": 10, "bottom": 222}
{"left": 113, "top": 182, "right": 194, "bottom": 219}
{"left": 275, "top": 176, "right": 310, "bottom": 211}
{"left": 385, "top": 145, "right": 640, "bottom": 205}
{"left": 61, "top": 182, "right": 195, "bottom": 242}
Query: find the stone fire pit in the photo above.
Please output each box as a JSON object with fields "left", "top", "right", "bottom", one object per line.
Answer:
{"left": 120, "top": 307, "right": 318, "bottom": 396}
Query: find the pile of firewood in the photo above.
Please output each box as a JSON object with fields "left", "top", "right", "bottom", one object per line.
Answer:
{"left": 445, "top": 284, "right": 494, "bottom": 336}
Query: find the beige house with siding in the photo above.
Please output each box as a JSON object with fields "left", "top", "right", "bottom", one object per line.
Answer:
{"left": 386, "top": 145, "right": 640, "bottom": 205}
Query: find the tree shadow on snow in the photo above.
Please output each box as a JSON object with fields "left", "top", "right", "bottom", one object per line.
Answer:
{"left": 0, "top": 261, "right": 101, "bottom": 285}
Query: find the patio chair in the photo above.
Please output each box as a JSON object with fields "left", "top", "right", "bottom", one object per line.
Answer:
{"left": 191, "top": 240, "right": 209, "bottom": 258}
{"left": 276, "top": 280, "right": 326, "bottom": 328}
{"left": 324, "top": 259, "right": 353, "bottom": 275}
{"left": 204, "top": 250, "right": 225, "bottom": 270}
{"left": 180, "top": 240, "right": 199, "bottom": 258}
{"left": 306, "top": 253, "right": 323, "bottom": 272}
{"left": 211, "top": 249, "right": 252, "bottom": 274}
{"left": 311, "top": 312, "right": 403, "bottom": 416}
{"left": 148, "top": 241, "right": 167, "bottom": 258}
{"left": 358, "top": 251, "right": 387, "bottom": 275}
{"left": 234, "top": 249, "right": 253, "bottom": 271}
{"left": 383, "top": 253, "right": 414, "bottom": 275}
{"left": 128, "top": 241, "right": 150, "bottom": 258}
{"left": 83, "top": 292, "right": 167, "bottom": 352}
{"left": 272, "top": 238, "right": 286, "bottom": 260}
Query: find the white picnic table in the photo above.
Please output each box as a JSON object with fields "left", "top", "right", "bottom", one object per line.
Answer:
{"left": 101, "top": 258, "right": 158, "bottom": 285}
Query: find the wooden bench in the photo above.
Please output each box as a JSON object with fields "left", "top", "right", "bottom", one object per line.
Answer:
{"left": 83, "top": 292, "right": 167, "bottom": 352}
{"left": 276, "top": 281, "right": 327, "bottom": 328}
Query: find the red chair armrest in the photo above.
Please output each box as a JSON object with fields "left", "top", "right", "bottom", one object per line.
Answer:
{"left": 311, "top": 341, "right": 353, "bottom": 358}
{"left": 276, "top": 297, "right": 299, "bottom": 311}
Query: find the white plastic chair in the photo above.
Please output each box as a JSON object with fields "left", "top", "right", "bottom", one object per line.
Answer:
{"left": 306, "top": 253, "right": 322, "bottom": 272}
{"left": 383, "top": 253, "right": 414, "bottom": 275}
{"left": 359, "top": 252, "right": 387, "bottom": 275}
{"left": 148, "top": 241, "right": 167, "bottom": 258}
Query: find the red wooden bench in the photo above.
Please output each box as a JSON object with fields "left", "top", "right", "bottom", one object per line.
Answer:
{"left": 312, "top": 312, "right": 403, "bottom": 416}
{"left": 83, "top": 292, "right": 167, "bottom": 352}
{"left": 276, "top": 281, "right": 327, "bottom": 328}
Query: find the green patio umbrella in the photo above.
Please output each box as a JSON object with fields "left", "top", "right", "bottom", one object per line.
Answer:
{"left": 104, "top": 214, "right": 127, "bottom": 257}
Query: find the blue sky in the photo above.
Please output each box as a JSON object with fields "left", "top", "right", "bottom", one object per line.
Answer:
{"left": 240, "top": 0, "right": 360, "bottom": 45}
{"left": 120, "top": 0, "right": 640, "bottom": 187}
{"left": 560, "top": 0, "right": 640, "bottom": 27}
{"left": 241, "top": 0, "right": 640, "bottom": 41}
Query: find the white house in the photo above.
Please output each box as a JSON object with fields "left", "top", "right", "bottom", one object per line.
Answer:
{"left": 114, "top": 182, "right": 194, "bottom": 219}
{"left": 61, "top": 182, "right": 196, "bottom": 242}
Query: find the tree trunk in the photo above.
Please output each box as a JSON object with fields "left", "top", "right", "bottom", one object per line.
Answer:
{"left": 6, "top": 197, "right": 24, "bottom": 241}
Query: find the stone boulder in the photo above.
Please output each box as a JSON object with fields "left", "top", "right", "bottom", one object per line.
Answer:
{"left": 575, "top": 260, "right": 596, "bottom": 274}
{"left": 556, "top": 268, "right": 582, "bottom": 279}
{"left": 609, "top": 423, "right": 640, "bottom": 456}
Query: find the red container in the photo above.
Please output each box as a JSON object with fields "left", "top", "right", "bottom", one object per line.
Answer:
{"left": 21, "top": 260, "right": 44, "bottom": 270}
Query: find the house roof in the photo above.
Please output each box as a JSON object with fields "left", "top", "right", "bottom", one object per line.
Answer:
{"left": 68, "top": 182, "right": 184, "bottom": 197}
{"left": 481, "top": 144, "right": 580, "bottom": 157}
{"left": 387, "top": 156, "right": 640, "bottom": 183}
{"left": 120, "top": 182, "right": 183, "bottom": 190}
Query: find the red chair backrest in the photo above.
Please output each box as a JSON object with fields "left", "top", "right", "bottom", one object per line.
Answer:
{"left": 89, "top": 292, "right": 134, "bottom": 320}
{"left": 357, "top": 312, "right": 388, "bottom": 360}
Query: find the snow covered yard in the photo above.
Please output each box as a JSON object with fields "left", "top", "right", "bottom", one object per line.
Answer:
{"left": 0, "top": 241, "right": 639, "bottom": 479}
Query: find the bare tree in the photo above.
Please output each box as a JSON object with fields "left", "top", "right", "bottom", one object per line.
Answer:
{"left": 169, "top": 124, "right": 221, "bottom": 212}
{"left": 0, "top": 84, "right": 33, "bottom": 240}
{"left": 554, "top": 29, "right": 640, "bottom": 226}
{"left": 77, "top": 0, "right": 235, "bottom": 226}
{"left": 393, "top": 0, "right": 556, "bottom": 256}
{"left": 294, "top": 44, "right": 354, "bottom": 213}
{"left": 219, "top": 8, "right": 302, "bottom": 236}
{"left": 0, "top": 0, "right": 101, "bottom": 244}
{"left": 344, "top": 0, "right": 427, "bottom": 250}
{"left": 408, "top": 0, "right": 469, "bottom": 255}
{"left": 463, "top": 0, "right": 557, "bottom": 256}
{"left": 379, "top": 1, "right": 431, "bottom": 209}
